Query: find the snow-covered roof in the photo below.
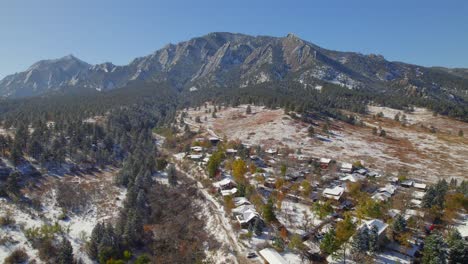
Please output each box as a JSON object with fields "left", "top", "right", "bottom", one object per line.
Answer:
{"left": 232, "top": 204, "right": 255, "bottom": 215}
{"left": 401, "top": 180, "right": 414, "bottom": 187}
{"left": 413, "top": 183, "right": 427, "bottom": 190}
{"left": 378, "top": 184, "right": 397, "bottom": 195}
{"left": 226, "top": 148, "right": 238, "bottom": 154}
{"left": 456, "top": 214, "right": 468, "bottom": 238}
{"left": 323, "top": 186, "right": 344, "bottom": 200}
{"left": 191, "top": 146, "right": 203, "bottom": 152}
{"left": 341, "top": 163, "right": 353, "bottom": 169}
{"left": 362, "top": 219, "right": 388, "bottom": 236}
{"left": 388, "top": 209, "right": 401, "bottom": 218}
{"left": 265, "top": 148, "right": 277, "bottom": 154}
{"left": 220, "top": 188, "right": 237, "bottom": 196}
{"left": 259, "top": 248, "right": 288, "bottom": 264}
{"left": 356, "top": 168, "right": 367, "bottom": 175}
{"left": 213, "top": 178, "right": 235, "bottom": 188}
{"left": 233, "top": 197, "right": 251, "bottom": 207}
{"left": 188, "top": 154, "right": 203, "bottom": 160}
{"left": 320, "top": 158, "right": 331, "bottom": 164}
{"left": 372, "top": 192, "right": 392, "bottom": 202}
{"left": 236, "top": 209, "right": 259, "bottom": 224}
{"left": 410, "top": 199, "right": 422, "bottom": 207}
{"left": 404, "top": 209, "right": 424, "bottom": 220}
{"left": 412, "top": 191, "right": 425, "bottom": 200}
{"left": 340, "top": 173, "right": 365, "bottom": 182}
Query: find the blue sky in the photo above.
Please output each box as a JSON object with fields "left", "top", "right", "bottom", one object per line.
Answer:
{"left": 0, "top": 0, "right": 467, "bottom": 78}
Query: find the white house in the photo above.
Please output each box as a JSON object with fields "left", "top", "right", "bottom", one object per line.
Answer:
{"left": 361, "top": 219, "right": 388, "bottom": 245}
{"left": 220, "top": 188, "right": 238, "bottom": 196}
{"left": 236, "top": 209, "right": 260, "bottom": 227}
{"left": 213, "top": 178, "right": 236, "bottom": 190}
{"left": 340, "top": 173, "right": 365, "bottom": 183}
{"left": 413, "top": 183, "right": 427, "bottom": 190}
{"left": 323, "top": 186, "right": 345, "bottom": 200}
{"left": 258, "top": 248, "right": 288, "bottom": 264}
{"left": 340, "top": 162, "right": 353, "bottom": 173}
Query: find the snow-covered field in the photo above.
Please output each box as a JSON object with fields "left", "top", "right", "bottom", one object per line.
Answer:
{"left": 184, "top": 104, "right": 468, "bottom": 182}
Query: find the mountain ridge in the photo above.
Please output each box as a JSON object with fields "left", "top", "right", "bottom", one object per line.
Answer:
{"left": 1, "top": 32, "right": 467, "bottom": 104}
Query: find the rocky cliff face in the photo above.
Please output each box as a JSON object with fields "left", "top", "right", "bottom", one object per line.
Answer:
{"left": 1, "top": 32, "right": 467, "bottom": 102}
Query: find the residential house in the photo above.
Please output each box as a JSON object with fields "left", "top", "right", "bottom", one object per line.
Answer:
{"left": 233, "top": 197, "right": 251, "bottom": 207}
{"left": 232, "top": 204, "right": 256, "bottom": 216}
{"left": 372, "top": 192, "right": 392, "bottom": 202}
{"left": 401, "top": 180, "right": 414, "bottom": 188}
{"left": 319, "top": 158, "right": 332, "bottom": 169}
{"left": 339, "top": 173, "right": 365, "bottom": 183}
{"left": 236, "top": 209, "right": 260, "bottom": 228}
{"left": 265, "top": 148, "right": 277, "bottom": 155}
{"left": 220, "top": 188, "right": 238, "bottom": 196}
{"left": 340, "top": 163, "right": 353, "bottom": 173}
{"left": 323, "top": 186, "right": 344, "bottom": 200}
{"left": 412, "top": 191, "right": 425, "bottom": 200}
{"left": 209, "top": 137, "right": 220, "bottom": 144}
{"left": 355, "top": 168, "right": 368, "bottom": 175}
{"left": 213, "top": 178, "right": 236, "bottom": 191}
{"left": 264, "top": 178, "right": 277, "bottom": 189}
{"left": 190, "top": 146, "right": 203, "bottom": 152}
{"left": 188, "top": 154, "right": 203, "bottom": 160}
{"left": 360, "top": 219, "right": 389, "bottom": 245}
{"left": 413, "top": 183, "right": 427, "bottom": 190}
{"left": 258, "top": 248, "right": 288, "bottom": 264}
{"left": 226, "top": 148, "right": 238, "bottom": 155}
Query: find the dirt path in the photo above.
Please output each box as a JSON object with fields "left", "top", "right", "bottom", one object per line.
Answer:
{"left": 176, "top": 164, "right": 242, "bottom": 263}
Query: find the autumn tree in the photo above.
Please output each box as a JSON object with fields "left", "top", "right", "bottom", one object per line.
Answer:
{"left": 232, "top": 159, "right": 247, "bottom": 184}
{"left": 335, "top": 213, "right": 356, "bottom": 244}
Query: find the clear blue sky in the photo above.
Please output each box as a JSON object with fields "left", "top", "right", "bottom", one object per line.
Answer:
{"left": 1, "top": 0, "right": 467, "bottom": 78}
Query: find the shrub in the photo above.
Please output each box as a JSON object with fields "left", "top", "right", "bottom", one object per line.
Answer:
{"left": 4, "top": 248, "right": 28, "bottom": 264}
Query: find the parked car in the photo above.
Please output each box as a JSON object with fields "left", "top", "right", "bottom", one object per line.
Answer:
{"left": 247, "top": 252, "right": 257, "bottom": 258}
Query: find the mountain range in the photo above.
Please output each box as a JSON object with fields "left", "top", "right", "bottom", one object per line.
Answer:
{"left": 1, "top": 32, "right": 467, "bottom": 104}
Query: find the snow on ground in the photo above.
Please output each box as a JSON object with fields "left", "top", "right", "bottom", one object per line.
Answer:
{"left": 184, "top": 104, "right": 468, "bottom": 182}
{"left": 0, "top": 169, "right": 125, "bottom": 263}
{"left": 277, "top": 200, "right": 322, "bottom": 235}
{"left": 176, "top": 163, "right": 241, "bottom": 264}
{"left": 375, "top": 250, "right": 412, "bottom": 264}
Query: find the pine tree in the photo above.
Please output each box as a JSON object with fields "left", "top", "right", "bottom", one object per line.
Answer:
{"left": 422, "top": 233, "right": 447, "bottom": 264}
{"left": 447, "top": 229, "right": 468, "bottom": 264}
{"left": 246, "top": 105, "right": 252, "bottom": 114}
{"left": 308, "top": 126, "right": 315, "bottom": 137}
{"left": 167, "top": 164, "right": 177, "bottom": 186}
{"left": 320, "top": 229, "right": 339, "bottom": 255}
{"left": 422, "top": 186, "right": 437, "bottom": 208}
{"left": 352, "top": 225, "right": 369, "bottom": 252}
{"left": 368, "top": 225, "right": 379, "bottom": 253}
{"left": 5, "top": 171, "right": 21, "bottom": 198}
{"left": 57, "top": 237, "right": 74, "bottom": 264}
{"left": 262, "top": 199, "right": 276, "bottom": 223}
{"left": 392, "top": 214, "right": 407, "bottom": 234}
{"left": 88, "top": 222, "right": 104, "bottom": 259}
